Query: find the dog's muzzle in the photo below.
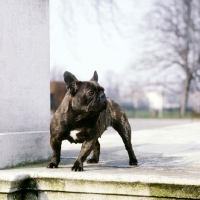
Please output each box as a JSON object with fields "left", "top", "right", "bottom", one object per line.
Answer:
{"left": 87, "top": 92, "right": 107, "bottom": 112}
{"left": 98, "top": 92, "right": 107, "bottom": 109}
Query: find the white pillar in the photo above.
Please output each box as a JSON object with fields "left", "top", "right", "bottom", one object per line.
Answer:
{"left": 0, "top": 0, "right": 51, "bottom": 168}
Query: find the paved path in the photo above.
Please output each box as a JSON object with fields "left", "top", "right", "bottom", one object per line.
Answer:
{"left": 60, "top": 120, "right": 200, "bottom": 171}
{"left": 106, "top": 118, "right": 193, "bottom": 133}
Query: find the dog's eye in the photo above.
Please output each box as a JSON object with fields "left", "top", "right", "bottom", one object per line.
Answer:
{"left": 88, "top": 90, "right": 95, "bottom": 96}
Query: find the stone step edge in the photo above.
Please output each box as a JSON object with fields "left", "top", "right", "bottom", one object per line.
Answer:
{"left": 0, "top": 176, "right": 199, "bottom": 199}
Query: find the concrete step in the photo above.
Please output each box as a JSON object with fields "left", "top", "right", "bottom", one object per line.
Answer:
{"left": 0, "top": 165, "right": 200, "bottom": 199}
{"left": 0, "top": 122, "right": 200, "bottom": 199}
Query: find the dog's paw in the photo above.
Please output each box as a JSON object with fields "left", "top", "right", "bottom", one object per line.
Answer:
{"left": 87, "top": 158, "right": 99, "bottom": 164}
{"left": 71, "top": 161, "right": 83, "bottom": 171}
{"left": 129, "top": 159, "right": 138, "bottom": 166}
{"left": 47, "top": 162, "right": 58, "bottom": 168}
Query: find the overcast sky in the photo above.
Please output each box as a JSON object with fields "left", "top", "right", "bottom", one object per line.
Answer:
{"left": 50, "top": 0, "right": 154, "bottom": 82}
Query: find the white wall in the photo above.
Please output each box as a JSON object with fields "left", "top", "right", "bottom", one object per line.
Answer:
{"left": 0, "top": 0, "right": 51, "bottom": 168}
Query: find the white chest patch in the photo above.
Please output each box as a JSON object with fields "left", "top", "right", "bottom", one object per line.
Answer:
{"left": 70, "top": 130, "right": 79, "bottom": 140}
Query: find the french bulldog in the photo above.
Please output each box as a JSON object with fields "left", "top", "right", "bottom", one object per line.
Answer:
{"left": 47, "top": 71, "right": 138, "bottom": 171}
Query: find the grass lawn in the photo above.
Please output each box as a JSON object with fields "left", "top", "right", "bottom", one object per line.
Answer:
{"left": 125, "top": 110, "right": 193, "bottom": 119}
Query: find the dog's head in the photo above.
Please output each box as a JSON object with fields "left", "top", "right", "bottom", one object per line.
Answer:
{"left": 63, "top": 71, "right": 107, "bottom": 113}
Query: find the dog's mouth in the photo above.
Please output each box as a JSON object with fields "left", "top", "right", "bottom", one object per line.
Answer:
{"left": 98, "top": 100, "right": 107, "bottom": 111}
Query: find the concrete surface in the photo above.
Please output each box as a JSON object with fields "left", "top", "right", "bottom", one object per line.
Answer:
{"left": 0, "top": 0, "right": 50, "bottom": 168}
{"left": 0, "top": 120, "right": 199, "bottom": 199}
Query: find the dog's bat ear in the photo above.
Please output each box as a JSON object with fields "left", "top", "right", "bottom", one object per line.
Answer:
{"left": 90, "top": 71, "right": 98, "bottom": 82}
{"left": 63, "top": 71, "right": 78, "bottom": 95}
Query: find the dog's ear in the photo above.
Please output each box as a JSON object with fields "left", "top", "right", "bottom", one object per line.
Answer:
{"left": 63, "top": 71, "right": 78, "bottom": 95}
{"left": 90, "top": 71, "right": 98, "bottom": 82}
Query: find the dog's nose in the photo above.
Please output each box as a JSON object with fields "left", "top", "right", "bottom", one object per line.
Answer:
{"left": 99, "top": 92, "right": 104, "bottom": 98}
{"left": 98, "top": 92, "right": 105, "bottom": 99}
{"left": 98, "top": 92, "right": 106, "bottom": 104}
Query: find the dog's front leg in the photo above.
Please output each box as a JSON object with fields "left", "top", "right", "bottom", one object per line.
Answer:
{"left": 72, "top": 139, "right": 96, "bottom": 171}
{"left": 47, "top": 136, "right": 62, "bottom": 168}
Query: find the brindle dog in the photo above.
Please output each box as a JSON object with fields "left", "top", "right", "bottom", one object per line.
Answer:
{"left": 47, "top": 71, "right": 137, "bottom": 171}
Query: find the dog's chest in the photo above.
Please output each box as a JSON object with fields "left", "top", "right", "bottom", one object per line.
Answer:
{"left": 69, "top": 130, "right": 79, "bottom": 140}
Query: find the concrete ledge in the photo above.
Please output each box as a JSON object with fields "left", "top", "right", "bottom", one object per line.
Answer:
{"left": 0, "top": 170, "right": 200, "bottom": 199}
{"left": 0, "top": 131, "right": 51, "bottom": 169}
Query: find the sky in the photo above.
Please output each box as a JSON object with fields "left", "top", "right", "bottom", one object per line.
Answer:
{"left": 50, "top": 0, "right": 154, "bottom": 82}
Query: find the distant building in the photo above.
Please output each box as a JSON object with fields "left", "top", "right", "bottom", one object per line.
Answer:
{"left": 50, "top": 81, "right": 67, "bottom": 112}
{"left": 132, "top": 90, "right": 164, "bottom": 117}
{"left": 146, "top": 91, "right": 163, "bottom": 118}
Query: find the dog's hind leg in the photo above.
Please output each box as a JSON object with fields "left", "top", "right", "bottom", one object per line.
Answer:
{"left": 113, "top": 117, "right": 138, "bottom": 165}
{"left": 87, "top": 139, "right": 100, "bottom": 164}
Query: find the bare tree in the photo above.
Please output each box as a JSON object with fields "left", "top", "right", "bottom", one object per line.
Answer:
{"left": 59, "top": 0, "right": 123, "bottom": 40}
{"left": 134, "top": 0, "right": 200, "bottom": 117}
{"left": 104, "top": 70, "right": 121, "bottom": 103}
